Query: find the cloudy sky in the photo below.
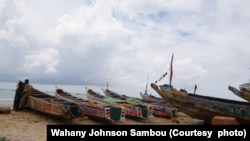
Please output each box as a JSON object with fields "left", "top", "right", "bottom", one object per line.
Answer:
{"left": 1, "top": 0, "right": 250, "bottom": 101}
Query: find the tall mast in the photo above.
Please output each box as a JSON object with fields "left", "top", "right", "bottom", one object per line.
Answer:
{"left": 145, "top": 75, "right": 149, "bottom": 94}
{"left": 169, "top": 53, "right": 174, "bottom": 86}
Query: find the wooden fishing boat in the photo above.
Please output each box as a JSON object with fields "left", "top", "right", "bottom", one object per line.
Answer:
{"left": 140, "top": 92, "right": 165, "bottom": 103}
{"left": 54, "top": 87, "right": 125, "bottom": 122}
{"left": 150, "top": 54, "right": 250, "bottom": 124}
{"left": 27, "top": 86, "right": 85, "bottom": 121}
{"left": 139, "top": 75, "right": 166, "bottom": 103}
{"left": 103, "top": 88, "right": 177, "bottom": 118}
{"left": 85, "top": 87, "right": 152, "bottom": 120}
{"left": 228, "top": 85, "right": 250, "bottom": 102}
{"left": 102, "top": 88, "right": 154, "bottom": 118}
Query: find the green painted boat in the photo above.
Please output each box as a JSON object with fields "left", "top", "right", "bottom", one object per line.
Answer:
{"left": 103, "top": 88, "right": 177, "bottom": 118}
{"left": 86, "top": 87, "right": 153, "bottom": 120}
{"left": 54, "top": 87, "right": 125, "bottom": 122}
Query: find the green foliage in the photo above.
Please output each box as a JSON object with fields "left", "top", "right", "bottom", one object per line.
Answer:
{"left": 0, "top": 136, "right": 10, "bottom": 141}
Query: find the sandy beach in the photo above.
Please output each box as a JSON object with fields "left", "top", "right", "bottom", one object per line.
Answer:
{"left": 0, "top": 104, "right": 203, "bottom": 141}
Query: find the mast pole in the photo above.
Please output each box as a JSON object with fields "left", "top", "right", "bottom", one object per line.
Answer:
{"left": 145, "top": 75, "right": 149, "bottom": 95}
{"left": 169, "top": 53, "right": 174, "bottom": 86}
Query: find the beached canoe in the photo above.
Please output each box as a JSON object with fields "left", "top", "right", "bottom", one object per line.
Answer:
{"left": 103, "top": 88, "right": 177, "bottom": 118}
{"left": 27, "top": 87, "right": 85, "bottom": 121}
{"left": 54, "top": 87, "right": 125, "bottom": 122}
{"left": 85, "top": 87, "right": 153, "bottom": 120}
{"left": 151, "top": 54, "right": 250, "bottom": 124}
{"left": 140, "top": 92, "right": 166, "bottom": 103}
{"left": 139, "top": 75, "right": 166, "bottom": 103}
{"left": 151, "top": 83, "right": 250, "bottom": 124}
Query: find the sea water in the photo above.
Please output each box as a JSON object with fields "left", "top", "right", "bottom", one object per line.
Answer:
{"left": 0, "top": 81, "right": 17, "bottom": 105}
{"left": 0, "top": 81, "right": 91, "bottom": 106}
{"left": 0, "top": 81, "right": 150, "bottom": 107}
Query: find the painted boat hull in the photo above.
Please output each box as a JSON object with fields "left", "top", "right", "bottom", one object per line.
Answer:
{"left": 140, "top": 93, "right": 178, "bottom": 118}
{"left": 55, "top": 88, "right": 125, "bottom": 122}
{"left": 27, "top": 87, "right": 84, "bottom": 121}
{"left": 103, "top": 89, "right": 155, "bottom": 118}
{"left": 85, "top": 87, "right": 150, "bottom": 120}
{"left": 140, "top": 92, "right": 165, "bottom": 103}
{"left": 151, "top": 83, "right": 250, "bottom": 124}
{"left": 103, "top": 88, "right": 177, "bottom": 118}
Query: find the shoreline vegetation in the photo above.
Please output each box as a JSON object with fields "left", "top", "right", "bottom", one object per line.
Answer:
{"left": 0, "top": 103, "right": 203, "bottom": 141}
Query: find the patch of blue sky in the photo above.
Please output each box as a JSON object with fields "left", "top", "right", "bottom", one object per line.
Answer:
{"left": 147, "top": 10, "right": 168, "bottom": 23}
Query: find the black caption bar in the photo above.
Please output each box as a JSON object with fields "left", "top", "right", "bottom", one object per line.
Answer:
{"left": 47, "top": 125, "right": 250, "bottom": 140}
